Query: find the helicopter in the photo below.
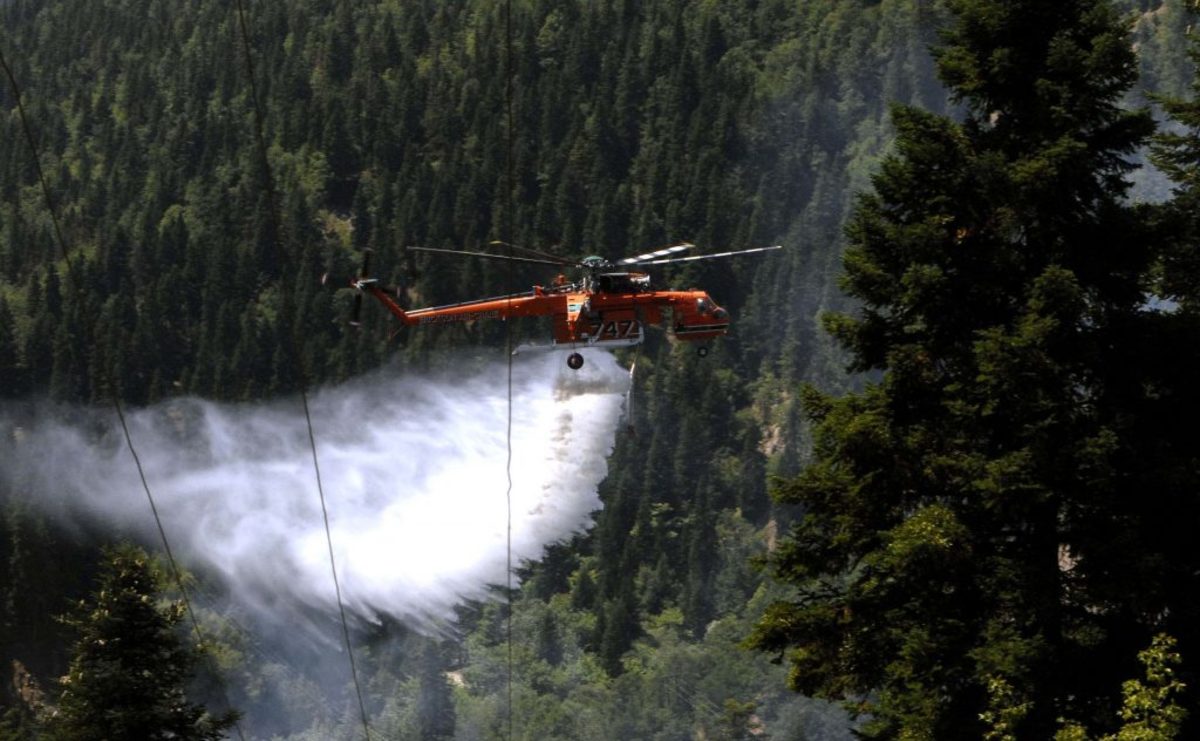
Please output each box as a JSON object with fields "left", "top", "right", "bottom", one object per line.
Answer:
{"left": 346, "top": 241, "right": 782, "bottom": 369}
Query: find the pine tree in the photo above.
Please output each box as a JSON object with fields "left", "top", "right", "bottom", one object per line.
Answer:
{"left": 748, "top": 0, "right": 1200, "bottom": 737}
{"left": 1150, "top": 1, "right": 1200, "bottom": 313}
{"left": 0, "top": 296, "right": 24, "bottom": 397}
{"left": 415, "top": 642, "right": 455, "bottom": 740}
{"left": 48, "top": 544, "right": 237, "bottom": 741}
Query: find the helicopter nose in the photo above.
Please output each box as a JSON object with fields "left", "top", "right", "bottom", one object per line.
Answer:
{"left": 713, "top": 307, "right": 729, "bottom": 321}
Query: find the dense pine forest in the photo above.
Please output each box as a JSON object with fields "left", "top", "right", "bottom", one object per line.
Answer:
{"left": 2, "top": 0, "right": 1199, "bottom": 738}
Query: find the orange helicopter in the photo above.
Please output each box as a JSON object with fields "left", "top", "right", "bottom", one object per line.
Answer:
{"left": 347, "top": 241, "right": 781, "bottom": 369}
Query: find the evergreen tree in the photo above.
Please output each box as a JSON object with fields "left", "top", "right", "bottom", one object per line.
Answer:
{"left": 22, "top": 275, "right": 56, "bottom": 389}
{"left": 47, "top": 544, "right": 237, "bottom": 741}
{"left": 0, "top": 703, "right": 38, "bottom": 741}
{"left": 6, "top": 0, "right": 1190, "bottom": 735}
{"left": 0, "top": 296, "right": 24, "bottom": 396}
{"left": 1150, "top": 1, "right": 1200, "bottom": 312}
{"left": 415, "top": 642, "right": 455, "bottom": 741}
{"left": 749, "top": 1, "right": 1199, "bottom": 737}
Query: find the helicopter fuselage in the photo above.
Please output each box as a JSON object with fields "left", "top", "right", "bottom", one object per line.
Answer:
{"left": 360, "top": 271, "right": 730, "bottom": 351}
{"left": 350, "top": 242, "right": 780, "bottom": 367}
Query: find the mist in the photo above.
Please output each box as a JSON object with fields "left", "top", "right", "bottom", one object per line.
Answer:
{"left": 0, "top": 350, "right": 629, "bottom": 630}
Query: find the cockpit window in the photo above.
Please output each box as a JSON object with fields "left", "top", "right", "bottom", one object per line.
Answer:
{"left": 696, "top": 298, "right": 710, "bottom": 314}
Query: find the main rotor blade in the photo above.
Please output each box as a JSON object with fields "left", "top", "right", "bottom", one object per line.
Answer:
{"left": 617, "top": 242, "right": 694, "bottom": 265}
{"left": 630, "top": 244, "right": 783, "bottom": 266}
{"left": 487, "top": 240, "right": 577, "bottom": 266}
{"left": 407, "top": 245, "right": 569, "bottom": 267}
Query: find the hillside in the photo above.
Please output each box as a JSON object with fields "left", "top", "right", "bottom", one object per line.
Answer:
{"left": 1, "top": 0, "right": 1196, "bottom": 739}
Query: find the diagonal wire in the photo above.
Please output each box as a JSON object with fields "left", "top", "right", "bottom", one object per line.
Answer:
{"left": 0, "top": 38, "right": 247, "bottom": 741}
{"left": 228, "top": 1, "right": 371, "bottom": 738}
{"left": 503, "top": 1, "right": 517, "bottom": 739}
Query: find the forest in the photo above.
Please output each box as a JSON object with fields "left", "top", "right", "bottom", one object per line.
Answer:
{"left": 1, "top": 0, "right": 1199, "bottom": 738}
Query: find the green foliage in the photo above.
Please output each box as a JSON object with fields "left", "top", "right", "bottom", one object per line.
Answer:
{"left": 3, "top": 0, "right": 915, "bottom": 731}
{"left": 1, "top": 0, "right": 1194, "bottom": 738}
{"left": 449, "top": 562, "right": 853, "bottom": 741}
{"left": 46, "top": 543, "right": 238, "bottom": 740}
{"left": 1149, "top": 1, "right": 1200, "bottom": 311}
{"left": 0, "top": 0, "right": 951, "bottom": 408}
{"left": 1108, "top": 634, "right": 1189, "bottom": 740}
{"left": 754, "top": 0, "right": 1200, "bottom": 738}
{"left": 1056, "top": 634, "right": 1188, "bottom": 741}
{"left": 0, "top": 714, "right": 32, "bottom": 741}
{"left": 981, "top": 675, "right": 1033, "bottom": 741}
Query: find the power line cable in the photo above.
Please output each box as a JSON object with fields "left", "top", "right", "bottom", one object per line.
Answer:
{"left": 0, "top": 37, "right": 246, "bottom": 741}
{"left": 502, "top": 1, "right": 517, "bottom": 739}
{"left": 228, "top": 2, "right": 372, "bottom": 738}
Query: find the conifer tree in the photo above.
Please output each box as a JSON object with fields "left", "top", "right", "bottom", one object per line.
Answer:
{"left": 1151, "top": 0, "right": 1200, "bottom": 312}
{"left": 48, "top": 544, "right": 237, "bottom": 741}
{"left": 0, "top": 296, "right": 23, "bottom": 396}
{"left": 750, "top": 1, "right": 1199, "bottom": 737}
{"left": 415, "top": 642, "right": 455, "bottom": 741}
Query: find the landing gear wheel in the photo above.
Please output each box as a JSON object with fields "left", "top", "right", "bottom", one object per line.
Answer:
{"left": 696, "top": 346, "right": 710, "bottom": 358}
{"left": 567, "top": 352, "right": 585, "bottom": 370}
